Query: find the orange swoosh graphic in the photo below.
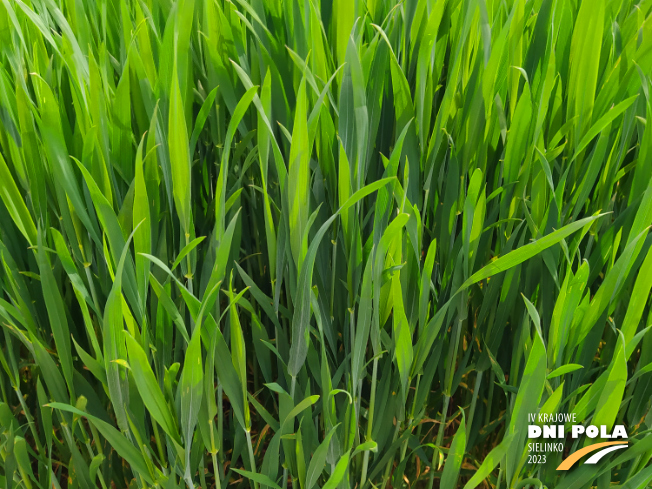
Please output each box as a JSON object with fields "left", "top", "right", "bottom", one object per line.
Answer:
{"left": 556, "top": 441, "right": 628, "bottom": 470}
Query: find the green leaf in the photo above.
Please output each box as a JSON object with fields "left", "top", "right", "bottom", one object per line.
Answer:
{"left": 133, "top": 133, "right": 151, "bottom": 308}
{"left": 392, "top": 266, "right": 412, "bottom": 397}
{"left": 231, "top": 469, "right": 282, "bottom": 489}
{"left": 547, "top": 364, "right": 583, "bottom": 379}
{"left": 48, "top": 403, "right": 154, "bottom": 484}
{"left": 228, "top": 272, "right": 250, "bottom": 430}
{"left": 462, "top": 434, "right": 515, "bottom": 489}
{"left": 189, "top": 86, "right": 219, "bottom": 156}
{"left": 172, "top": 237, "right": 206, "bottom": 271}
{"left": 288, "top": 76, "right": 310, "bottom": 266}
{"left": 37, "top": 228, "right": 74, "bottom": 396}
{"left": 180, "top": 323, "right": 203, "bottom": 478}
{"left": 322, "top": 451, "right": 350, "bottom": 489}
{"left": 216, "top": 86, "right": 258, "bottom": 242}
{"left": 124, "top": 331, "right": 180, "bottom": 445}
{"left": 506, "top": 331, "right": 546, "bottom": 485}
{"left": 591, "top": 333, "right": 627, "bottom": 436}
{"left": 440, "top": 412, "right": 466, "bottom": 489}
{"left": 459, "top": 214, "right": 606, "bottom": 291}
{"left": 305, "top": 425, "right": 339, "bottom": 489}
{"left": 288, "top": 177, "right": 395, "bottom": 377}
{"left": 0, "top": 150, "right": 36, "bottom": 246}
{"left": 169, "top": 54, "right": 192, "bottom": 234}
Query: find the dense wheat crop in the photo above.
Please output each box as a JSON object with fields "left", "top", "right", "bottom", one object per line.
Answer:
{"left": 1, "top": 0, "right": 652, "bottom": 487}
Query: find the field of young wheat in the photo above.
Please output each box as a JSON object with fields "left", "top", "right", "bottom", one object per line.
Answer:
{"left": 1, "top": 0, "right": 652, "bottom": 487}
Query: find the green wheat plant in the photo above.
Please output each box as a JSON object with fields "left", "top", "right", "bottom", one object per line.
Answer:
{"left": 1, "top": 0, "right": 652, "bottom": 487}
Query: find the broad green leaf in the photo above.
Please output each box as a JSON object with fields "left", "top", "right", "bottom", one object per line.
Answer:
{"left": 124, "top": 332, "right": 180, "bottom": 444}
{"left": 440, "top": 412, "right": 466, "bottom": 489}
{"left": 622, "top": 243, "right": 652, "bottom": 343}
{"left": 37, "top": 228, "right": 74, "bottom": 396}
{"left": 172, "top": 237, "right": 206, "bottom": 271}
{"left": 288, "top": 177, "right": 395, "bottom": 376}
{"left": 189, "top": 86, "right": 219, "bottom": 156}
{"left": 180, "top": 323, "right": 203, "bottom": 478}
{"left": 322, "top": 451, "right": 350, "bottom": 489}
{"left": 591, "top": 333, "right": 627, "bottom": 439}
{"left": 459, "top": 214, "right": 606, "bottom": 291}
{"left": 288, "top": 76, "right": 310, "bottom": 266}
{"left": 231, "top": 469, "right": 282, "bottom": 489}
{"left": 48, "top": 403, "right": 154, "bottom": 484}
{"left": 462, "top": 434, "right": 515, "bottom": 489}
{"left": 547, "top": 364, "right": 583, "bottom": 379}
{"left": 506, "top": 331, "right": 546, "bottom": 485}
{"left": 392, "top": 266, "right": 412, "bottom": 397}
{"left": 229, "top": 272, "right": 250, "bottom": 430}
{"left": 0, "top": 150, "right": 36, "bottom": 245}
{"left": 169, "top": 54, "right": 191, "bottom": 234}
{"left": 133, "top": 133, "right": 151, "bottom": 308}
